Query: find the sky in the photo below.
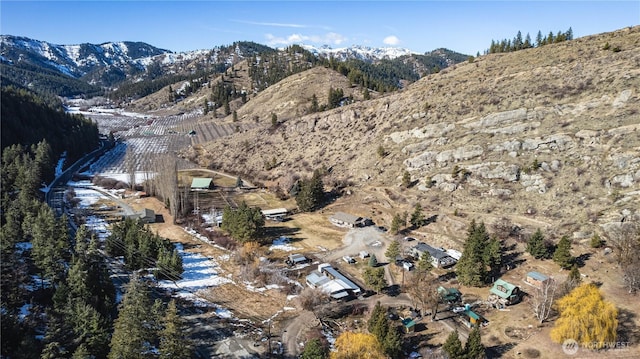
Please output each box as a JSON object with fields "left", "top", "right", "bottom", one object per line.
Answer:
{"left": 1, "top": 1, "right": 639, "bottom": 55}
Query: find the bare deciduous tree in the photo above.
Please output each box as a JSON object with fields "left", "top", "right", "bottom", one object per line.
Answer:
{"left": 530, "top": 277, "right": 558, "bottom": 323}
{"left": 124, "top": 146, "right": 137, "bottom": 190}
{"left": 405, "top": 270, "right": 441, "bottom": 320}
{"left": 297, "top": 287, "right": 330, "bottom": 312}
{"left": 605, "top": 221, "right": 640, "bottom": 294}
{"left": 148, "top": 154, "right": 179, "bottom": 221}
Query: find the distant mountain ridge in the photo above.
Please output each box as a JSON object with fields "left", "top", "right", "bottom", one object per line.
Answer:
{"left": 0, "top": 34, "right": 468, "bottom": 96}
{"left": 300, "top": 44, "right": 417, "bottom": 62}
{"left": 0, "top": 35, "right": 170, "bottom": 78}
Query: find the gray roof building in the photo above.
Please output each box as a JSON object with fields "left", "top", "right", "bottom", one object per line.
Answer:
{"left": 305, "top": 263, "right": 361, "bottom": 299}
{"left": 411, "top": 242, "right": 457, "bottom": 268}
{"left": 329, "top": 212, "right": 365, "bottom": 228}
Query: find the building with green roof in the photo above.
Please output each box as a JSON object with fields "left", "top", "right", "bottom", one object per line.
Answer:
{"left": 489, "top": 278, "right": 521, "bottom": 307}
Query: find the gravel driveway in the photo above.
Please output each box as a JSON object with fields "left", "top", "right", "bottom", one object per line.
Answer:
{"left": 323, "top": 226, "right": 391, "bottom": 263}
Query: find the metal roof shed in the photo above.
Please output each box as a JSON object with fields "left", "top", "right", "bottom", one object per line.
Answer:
{"left": 191, "top": 177, "right": 213, "bottom": 190}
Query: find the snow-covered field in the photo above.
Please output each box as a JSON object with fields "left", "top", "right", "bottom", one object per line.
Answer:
{"left": 68, "top": 180, "right": 118, "bottom": 240}
{"left": 157, "top": 243, "right": 234, "bottom": 310}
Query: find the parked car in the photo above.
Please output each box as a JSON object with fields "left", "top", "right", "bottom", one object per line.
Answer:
{"left": 404, "top": 236, "right": 416, "bottom": 241}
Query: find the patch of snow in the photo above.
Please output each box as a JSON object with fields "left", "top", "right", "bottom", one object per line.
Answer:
{"left": 71, "top": 186, "right": 103, "bottom": 208}
{"left": 55, "top": 151, "right": 67, "bottom": 177}
{"left": 157, "top": 243, "right": 233, "bottom": 303}
{"left": 19, "top": 304, "right": 31, "bottom": 320}
{"left": 16, "top": 242, "right": 32, "bottom": 252}
{"left": 270, "top": 236, "right": 299, "bottom": 252}
{"left": 215, "top": 307, "right": 233, "bottom": 318}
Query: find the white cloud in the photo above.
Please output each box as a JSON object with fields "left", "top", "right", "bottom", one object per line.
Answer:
{"left": 265, "top": 32, "right": 347, "bottom": 46}
{"left": 234, "top": 20, "right": 307, "bottom": 28}
{"left": 383, "top": 35, "right": 400, "bottom": 46}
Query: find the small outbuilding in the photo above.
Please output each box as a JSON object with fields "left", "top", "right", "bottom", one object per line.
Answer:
{"left": 190, "top": 177, "right": 213, "bottom": 190}
{"left": 262, "top": 208, "right": 289, "bottom": 221}
{"left": 287, "top": 253, "right": 310, "bottom": 266}
{"left": 329, "top": 212, "right": 367, "bottom": 228}
{"left": 124, "top": 208, "right": 156, "bottom": 224}
{"left": 524, "top": 271, "right": 550, "bottom": 289}
{"left": 401, "top": 318, "right": 416, "bottom": 333}
{"left": 462, "top": 308, "right": 488, "bottom": 328}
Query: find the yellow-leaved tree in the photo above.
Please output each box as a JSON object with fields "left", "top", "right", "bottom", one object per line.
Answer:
{"left": 550, "top": 283, "right": 618, "bottom": 348}
{"left": 330, "top": 332, "right": 386, "bottom": 359}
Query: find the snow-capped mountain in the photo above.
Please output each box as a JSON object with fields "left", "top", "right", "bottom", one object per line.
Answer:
{"left": 1, "top": 35, "right": 468, "bottom": 97}
{"left": 300, "top": 44, "right": 417, "bottom": 62}
{"left": 0, "top": 35, "right": 171, "bottom": 80}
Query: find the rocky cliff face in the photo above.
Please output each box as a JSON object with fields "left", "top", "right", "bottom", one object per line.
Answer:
{"left": 195, "top": 26, "right": 640, "bottom": 236}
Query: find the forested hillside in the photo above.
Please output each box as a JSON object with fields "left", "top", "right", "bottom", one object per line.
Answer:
{"left": 1, "top": 86, "right": 100, "bottom": 174}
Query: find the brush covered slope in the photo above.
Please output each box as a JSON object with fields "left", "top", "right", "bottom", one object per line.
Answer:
{"left": 188, "top": 26, "right": 640, "bottom": 234}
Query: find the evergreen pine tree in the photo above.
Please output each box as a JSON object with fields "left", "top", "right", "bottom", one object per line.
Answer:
{"left": 295, "top": 170, "right": 324, "bottom": 212}
{"left": 310, "top": 94, "right": 319, "bottom": 112}
{"left": 108, "top": 275, "right": 157, "bottom": 359}
{"left": 465, "top": 327, "right": 485, "bottom": 359}
{"left": 456, "top": 220, "right": 489, "bottom": 286}
{"left": 527, "top": 228, "right": 549, "bottom": 259}
{"left": 30, "top": 203, "right": 68, "bottom": 286}
{"left": 416, "top": 251, "right": 433, "bottom": 272}
{"left": 402, "top": 171, "right": 412, "bottom": 187}
{"left": 590, "top": 233, "right": 604, "bottom": 248}
{"left": 568, "top": 264, "right": 582, "bottom": 285}
{"left": 524, "top": 33, "right": 532, "bottom": 48}
{"left": 367, "top": 302, "right": 388, "bottom": 341}
{"left": 363, "top": 267, "right": 387, "bottom": 293}
{"left": 66, "top": 300, "right": 110, "bottom": 358}
{"left": 158, "top": 300, "right": 193, "bottom": 359}
{"left": 390, "top": 213, "right": 404, "bottom": 234}
{"left": 72, "top": 344, "right": 91, "bottom": 359}
{"left": 382, "top": 325, "right": 402, "bottom": 358}
{"left": 442, "top": 330, "right": 464, "bottom": 359}
{"left": 553, "top": 235, "right": 574, "bottom": 269}
{"left": 536, "top": 31, "right": 543, "bottom": 46}
{"left": 410, "top": 203, "right": 425, "bottom": 228}
{"left": 301, "top": 338, "right": 327, "bottom": 359}
{"left": 40, "top": 312, "right": 71, "bottom": 359}
{"left": 514, "top": 30, "right": 523, "bottom": 50}
{"left": 547, "top": 31, "right": 555, "bottom": 44}
{"left": 485, "top": 236, "right": 503, "bottom": 281}
{"left": 369, "top": 254, "right": 378, "bottom": 267}
{"left": 385, "top": 240, "right": 400, "bottom": 262}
